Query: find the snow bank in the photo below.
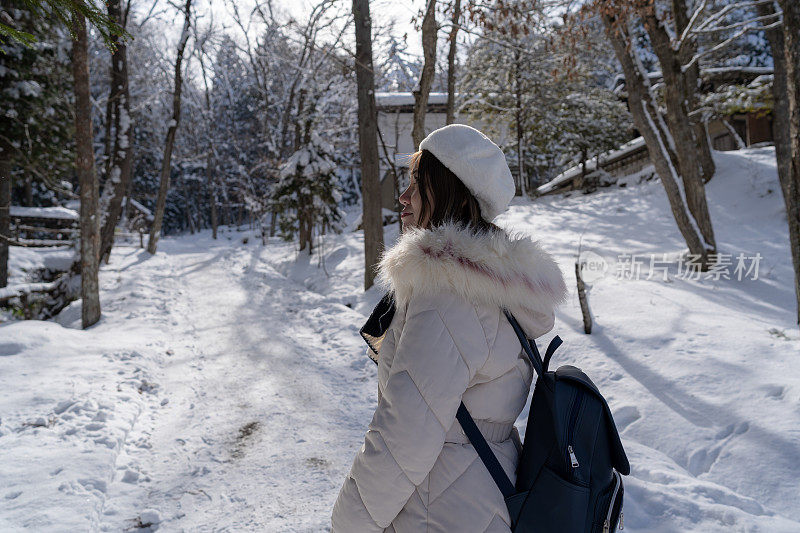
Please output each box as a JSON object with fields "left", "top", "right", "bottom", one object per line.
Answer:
{"left": 6, "top": 246, "right": 74, "bottom": 285}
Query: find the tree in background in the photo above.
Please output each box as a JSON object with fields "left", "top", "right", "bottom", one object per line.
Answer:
{"left": 412, "top": 0, "right": 437, "bottom": 150}
{"left": 592, "top": 0, "right": 722, "bottom": 269}
{"left": 0, "top": 0, "right": 120, "bottom": 47}
{"left": 460, "top": 4, "right": 630, "bottom": 193}
{"left": 147, "top": 0, "right": 192, "bottom": 254}
{"left": 461, "top": 26, "right": 548, "bottom": 194}
{"left": 552, "top": 86, "right": 632, "bottom": 189}
{"left": 599, "top": 8, "right": 714, "bottom": 269}
{"left": 444, "top": 0, "right": 462, "bottom": 125}
{"left": 353, "top": 0, "right": 383, "bottom": 290}
{"left": 376, "top": 32, "right": 421, "bottom": 92}
{"left": 98, "top": 0, "right": 132, "bottom": 263}
{"left": 274, "top": 133, "right": 345, "bottom": 253}
{"left": 70, "top": 7, "right": 100, "bottom": 327}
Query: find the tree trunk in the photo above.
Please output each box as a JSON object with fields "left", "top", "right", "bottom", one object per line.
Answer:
{"left": 298, "top": 197, "right": 309, "bottom": 252}
{"left": 0, "top": 149, "right": 10, "bottom": 288}
{"left": 641, "top": 8, "right": 716, "bottom": 259}
{"left": 412, "top": 0, "right": 437, "bottom": 150}
{"left": 208, "top": 151, "right": 218, "bottom": 239}
{"left": 71, "top": 11, "right": 101, "bottom": 328}
{"left": 294, "top": 88, "right": 307, "bottom": 152}
{"left": 183, "top": 177, "right": 196, "bottom": 234}
{"left": 514, "top": 48, "right": 526, "bottom": 197}
{"left": 602, "top": 13, "right": 709, "bottom": 266}
{"left": 353, "top": 0, "right": 384, "bottom": 290}
{"left": 776, "top": 0, "right": 800, "bottom": 324}
{"left": 197, "top": 40, "right": 218, "bottom": 240}
{"left": 148, "top": 0, "right": 192, "bottom": 254}
{"left": 99, "top": 0, "right": 133, "bottom": 263}
{"left": 671, "top": 0, "right": 715, "bottom": 183}
{"left": 445, "top": 0, "right": 461, "bottom": 125}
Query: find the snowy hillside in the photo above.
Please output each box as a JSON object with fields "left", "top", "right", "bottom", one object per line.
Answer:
{"left": 1, "top": 147, "right": 798, "bottom": 532}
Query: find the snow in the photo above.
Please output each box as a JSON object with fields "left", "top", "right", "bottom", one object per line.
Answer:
{"left": 0, "top": 281, "right": 58, "bottom": 301}
{"left": 9, "top": 205, "right": 79, "bottom": 220}
{"left": 6, "top": 245, "right": 75, "bottom": 286}
{"left": 1, "top": 147, "right": 799, "bottom": 531}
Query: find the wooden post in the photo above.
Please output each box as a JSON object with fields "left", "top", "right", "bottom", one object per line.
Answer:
{"left": 575, "top": 262, "right": 592, "bottom": 334}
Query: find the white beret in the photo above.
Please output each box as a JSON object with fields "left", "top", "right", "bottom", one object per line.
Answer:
{"left": 418, "top": 124, "right": 515, "bottom": 222}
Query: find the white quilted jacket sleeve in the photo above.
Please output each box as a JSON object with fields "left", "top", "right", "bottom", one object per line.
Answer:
{"left": 331, "top": 294, "right": 491, "bottom": 531}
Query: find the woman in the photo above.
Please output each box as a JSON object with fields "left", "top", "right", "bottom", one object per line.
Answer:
{"left": 332, "top": 124, "right": 568, "bottom": 532}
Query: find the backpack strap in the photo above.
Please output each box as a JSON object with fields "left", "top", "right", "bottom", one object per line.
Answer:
{"left": 455, "top": 309, "right": 549, "bottom": 500}
{"left": 456, "top": 402, "right": 516, "bottom": 498}
{"left": 542, "top": 336, "right": 563, "bottom": 373}
{"left": 502, "top": 308, "right": 544, "bottom": 378}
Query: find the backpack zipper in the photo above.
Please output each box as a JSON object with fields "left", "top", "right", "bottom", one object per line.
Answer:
{"left": 602, "top": 470, "right": 623, "bottom": 532}
{"left": 566, "top": 388, "right": 584, "bottom": 470}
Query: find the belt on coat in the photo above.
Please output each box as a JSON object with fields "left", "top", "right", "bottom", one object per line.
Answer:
{"left": 444, "top": 418, "right": 516, "bottom": 444}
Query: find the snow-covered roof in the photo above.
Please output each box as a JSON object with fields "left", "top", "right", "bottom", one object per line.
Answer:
{"left": 537, "top": 137, "right": 647, "bottom": 195}
{"left": 614, "top": 66, "right": 774, "bottom": 93}
{"left": 9, "top": 205, "right": 79, "bottom": 220}
{"left": 375, "top": 92, "right": 450, "bottom": 108}
{"left": 702, "top": 66, "right": 773, "bottom": 76}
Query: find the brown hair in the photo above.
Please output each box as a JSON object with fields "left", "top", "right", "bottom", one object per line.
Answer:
{"left": 408, "top": 149, "right": 502, "bottom": 234}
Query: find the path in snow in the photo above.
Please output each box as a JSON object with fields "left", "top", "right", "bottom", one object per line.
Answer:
{"left": 98, "top": 234, "right": 377, "bottom": 531}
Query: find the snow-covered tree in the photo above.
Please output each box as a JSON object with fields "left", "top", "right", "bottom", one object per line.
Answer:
{"left": 375, "top": 33, "right": 422, "bottom": 92}
{"left": 0, "top": 4, "right": 74, "bottom": 197}
{"left": 274, "top": 133, "right": 345, "bottom": 254}
{"left": 552, "top": 87, "right": 633, "bottom": 179}
{"left": 461, "top": 8, "right": 631, "bottom": 191}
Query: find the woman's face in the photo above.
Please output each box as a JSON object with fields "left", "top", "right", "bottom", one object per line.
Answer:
{"left": 399, "top": 171, "right": 432, "bottom": 230}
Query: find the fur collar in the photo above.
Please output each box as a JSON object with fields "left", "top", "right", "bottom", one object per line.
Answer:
{"left": 376, "top": 221, "right": 568, "bottom": 339}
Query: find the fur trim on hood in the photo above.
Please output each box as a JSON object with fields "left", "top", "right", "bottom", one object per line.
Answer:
{"left": 376, "top": 221, "right": 568, "bottom": 339}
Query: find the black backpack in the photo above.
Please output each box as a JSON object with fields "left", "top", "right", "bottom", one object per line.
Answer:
{"left": 456, "top": 309, "right": 631, "bottom": 532}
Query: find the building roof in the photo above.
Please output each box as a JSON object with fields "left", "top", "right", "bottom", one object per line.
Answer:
{"left": 537, "top": 136, "right": 647, "bottom": 195}
{"left": 375, "top": 92, "right": 453, "bottom": 113}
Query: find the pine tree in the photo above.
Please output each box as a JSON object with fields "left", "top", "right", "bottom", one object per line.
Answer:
{"left": 274, "top": 133, "right": 345, "bottom": 254}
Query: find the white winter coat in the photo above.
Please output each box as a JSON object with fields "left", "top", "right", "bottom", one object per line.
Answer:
{"left": 331, "top": 221, "right": 568, "bottom": 532}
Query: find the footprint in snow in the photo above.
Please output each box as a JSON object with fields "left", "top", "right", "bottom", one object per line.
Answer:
{"left": 612, "top": 405, "right": 641, "bottom": 433}
{"left": 762, "top": 384, "right": 785, "bottom": 400}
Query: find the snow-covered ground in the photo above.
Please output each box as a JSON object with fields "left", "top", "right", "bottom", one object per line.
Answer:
{"left": 1, "top": 146, "right": 798, "bottom": 532}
